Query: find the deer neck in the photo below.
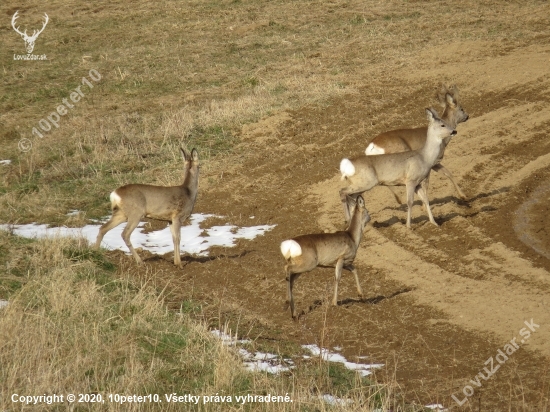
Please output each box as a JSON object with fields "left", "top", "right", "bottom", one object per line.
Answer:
{"left": 419, "top": 128, "right": 444, "bottom": 164}
{"left": 182, "top": 167, "right": 199, "bottom": 194}
{"left": 347, "top": 211, "right": 364, "bottom": 246}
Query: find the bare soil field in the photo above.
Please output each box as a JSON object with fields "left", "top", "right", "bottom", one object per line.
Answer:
{"left": 141, "top": 42, "right": 550, "bottom": 411}
{"left": 2, "top": 0, "right": 550, "bottom": 410}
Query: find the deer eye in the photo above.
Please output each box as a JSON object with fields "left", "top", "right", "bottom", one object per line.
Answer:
{"left": 441, "top": 124, "right": 446, "bottom": 127}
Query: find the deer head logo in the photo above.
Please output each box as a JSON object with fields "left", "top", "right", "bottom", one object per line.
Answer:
{"left": 11, "top": 11, "right": 49, "bottom": 54}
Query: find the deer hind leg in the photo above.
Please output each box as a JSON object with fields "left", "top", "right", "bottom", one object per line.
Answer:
{"left": 421, "top": 171, "right": 432, "bottom": 211}
{"left": 432, "top": 163, "right": 467, "bottom": 200}
{"left": 386, "top": 186, "right": 404, "bottom": 205}
{"left": 344, "top": 264, "right": 363, "bottom": 298}
{"left": 285, "top": 266, "right": 302, "bottom": 320}
{"left": 121, "top": 213, "right": 144, "bottom": 264}
{"left": 405, "top": 182, "right": 417, "bottom": 228}
{"left": 95, "top": 210, "right": 126, "bottom": 249}
{"left": 332, "top": 257, "right": 345, "bottom": 306}
{"left": 416, "top": 183, "right": 438, "bottom": 226}
{"left": 170, "top": 217, "right": 183, "bottom": 268}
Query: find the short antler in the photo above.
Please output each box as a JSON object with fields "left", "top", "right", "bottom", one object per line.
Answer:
{"left": 436, "top": 84, "right": 450, "bottom": 106}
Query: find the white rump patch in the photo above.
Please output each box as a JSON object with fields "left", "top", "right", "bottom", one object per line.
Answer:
{"left": 280, "top": 239, "right": 302, "bottom": 259}
{"left": 339, "top": 158, "right": 356, "bottom": 180}
{"left": 365, "top": 143, "right": 385, "bottom": 155}
{"left": 109, "top": 191, "right": 122, "bottom": 207}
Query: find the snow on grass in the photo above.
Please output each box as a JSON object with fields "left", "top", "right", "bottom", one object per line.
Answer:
{"left": 0, "top": 214, "right": 276, "bottom": 257}
{"left": 211, "top": 329, "right": 293, "bottom": 374}
{"left": 0, "top": 160, "right": 11, "bottom": 165}
{"left": 211, "top": 330, "right": 383, "bottom": 377}
{"left": 425, "top": 404, "right": 448, "bottom": 411}
{"left": 302, "top": 344, "right": 384, "bottom": 377}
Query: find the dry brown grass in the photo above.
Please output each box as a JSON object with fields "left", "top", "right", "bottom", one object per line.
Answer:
{"left": 0, "top": 232, "right": 399, "bottom": 411}
{"left": 2, "top": 0, "right": 547, "bottom": 224}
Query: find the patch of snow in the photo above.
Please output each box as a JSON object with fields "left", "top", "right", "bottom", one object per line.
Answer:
{"left": 321, "top": 394, "right": 353, "bottom": 406}
{"left": 0, "top": 300, "right": 8, "bottom": 309}
{"left": 210, "top": 329, "right": 251, "bottom": 345}
{"left": 0, "top": 160, "right": 11, "bottom": 165}
{"left": 0, "top": 214, "right": 276, "bottom": 257}
{"left": 425, "top": 404, "right": 448, "bottom": 411}
{"left": 211, "top": 329, "right": 292, "bottom": 374}
{"left": 302, "top": 344, "right": 383, "bottom": 377}
{"left": 66, "top": 210, "right": 80, "bottom": 216}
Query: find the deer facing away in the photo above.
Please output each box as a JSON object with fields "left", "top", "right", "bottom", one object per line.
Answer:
{"left": 365, "top": 85, "right": 468, "bottom": 203}
{"left": 340, "top": 108, "right": 456, "bottom": 228}
{"left": 281, "top": 195, "right": 370, "bottom": 320}
{"left": 95, "top": 148, "right": 199, "bottom": 268}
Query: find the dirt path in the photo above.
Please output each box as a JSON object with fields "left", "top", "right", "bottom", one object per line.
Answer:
{"left": 122, "top": 40, "right": 550, "bottom": 409}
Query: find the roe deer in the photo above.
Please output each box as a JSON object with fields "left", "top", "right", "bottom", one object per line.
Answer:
{"left": 281, "top": 195, "right": 370, "bottom": 320}
{"left": 340, "top": 108, "right": 456, "bottom": 228}
{"left": 95, "top": 148, "right": 199, "bottom": 268}
{"left": 365, "top": 85, "right": 468, "bottom": 202}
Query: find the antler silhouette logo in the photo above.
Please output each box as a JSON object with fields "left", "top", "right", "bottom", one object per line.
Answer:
{"left": 11, "top": 11, "right": 49, "bottom": 54}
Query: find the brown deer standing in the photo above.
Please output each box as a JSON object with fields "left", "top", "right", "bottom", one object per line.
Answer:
{"left": 95, "top": 148, "right": 199, "bottom": 268}
{"left": 281, "top": 195, "right": 370, "bottom": 319}
{"left": 340, "top": 108, "right": 456, "bottom": 228}
{"left": 365, "top": 85, "right": 468, "bottom": 203}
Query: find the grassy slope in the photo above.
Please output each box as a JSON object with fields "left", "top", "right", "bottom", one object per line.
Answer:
{"left": 1, "top": 0, "right": 548, "bottom": 410}
{"left": 1, "top": 0, "right": 544, "bottom": 224}
{"left": 0, "top": 231, "right": 390, "bottom": 411}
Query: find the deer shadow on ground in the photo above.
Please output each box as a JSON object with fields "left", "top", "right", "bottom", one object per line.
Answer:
{"left": 381, "top": 187, "right": 509, "bottom": 213}
{"left": 298, "top": 287, "right": 413, "bottom": 319}
{"left": 372, "top": 187, "right": 508, "bottom": 229}
{"left": 143, "top": 249, "right": 254, "bottom": 265}
{"left": 373, "top": 205, "right": 498, "bottom": 229}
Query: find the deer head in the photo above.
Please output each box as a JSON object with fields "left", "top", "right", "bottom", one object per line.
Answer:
{"left": 12, "top": 11, "right": 49, "bottom": 54}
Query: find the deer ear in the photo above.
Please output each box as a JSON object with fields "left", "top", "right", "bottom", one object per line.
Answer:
{"left": 191, "top": 148, "right": 199, "bottom": 162}
{"left": 426, "top": 107, "right": 441, "bottom": 122}
{"left": 426, "top": 108, "right": 435, "bottom": 121}
{"left": 445, "top": 93, "right": 456, "bottom": 107}
{"left": 346, "top": 195, "right": 357, "bottom": 209}
{"left": 180, "top": 147, "right": 189, "bottom": 161}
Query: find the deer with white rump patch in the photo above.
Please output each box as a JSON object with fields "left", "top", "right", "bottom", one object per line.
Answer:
{"left": 340, "top": 108, "right": 456, "bottom": 228}
{"left": 281, "top": 195, "right": 370, "bottom": 320}
{"left": 95, "top": 148, "right": 199, "bottom": 267}
{"left": 365, "top": 85, "right": 468, "bottom": 203}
